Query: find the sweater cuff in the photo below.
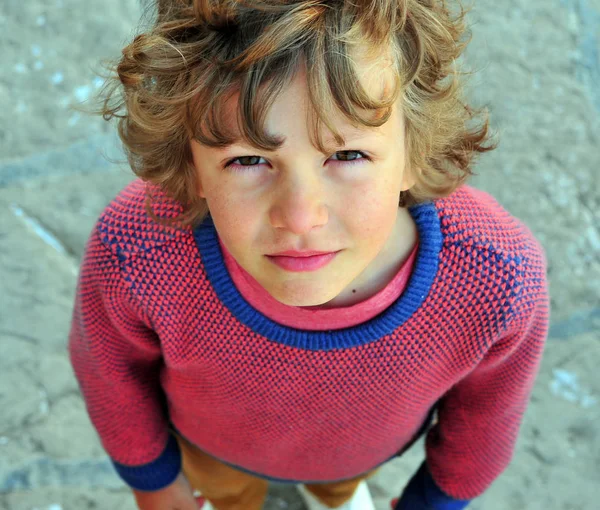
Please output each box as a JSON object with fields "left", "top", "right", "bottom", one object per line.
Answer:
{"left": 111, "top": 433, "right": 182, "bottom": 491}
{"left": 395, "top": 461, "right": 471, "bottom": 510}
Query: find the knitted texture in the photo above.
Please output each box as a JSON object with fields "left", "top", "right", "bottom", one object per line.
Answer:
{"left": 68, "top": 179, "right": 549, "bottom": 501}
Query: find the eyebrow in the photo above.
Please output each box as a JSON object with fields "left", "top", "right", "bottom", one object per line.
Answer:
{"left": 222, "top": 130, "right": 381, "bottom": 153}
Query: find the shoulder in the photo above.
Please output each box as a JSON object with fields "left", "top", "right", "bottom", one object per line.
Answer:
{"left": 434, "top": 185, "right": 548, "bottom": 319}
{"left": 95, "top": 179, "right": 191, "bottom": 261}
{"left": 435, "top": 185, "right": 547, "bottom": 267}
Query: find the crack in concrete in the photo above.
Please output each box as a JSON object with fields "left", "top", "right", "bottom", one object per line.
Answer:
{"left": 8, "top": 204, "right": 78, "bottom": 274}
{"left": 561, "top": 0, "right": 600, "bottom": 111}
{"left": 0, "top": 133, "right": 124, "bottom": 187}
{"left": 0, "top": 458, "right": 123, "bottom": 492}
{"left": 548, "top": 307, "right": 600, "bottom": 340}
{"left": 0, "top": 330, "right": 40, "bottom": 346}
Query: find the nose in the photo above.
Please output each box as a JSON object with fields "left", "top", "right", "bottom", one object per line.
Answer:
{"left": 268, "top": 172, "right": 329, "bottom": 235}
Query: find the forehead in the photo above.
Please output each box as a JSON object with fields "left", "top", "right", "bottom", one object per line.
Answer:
{"left": 221, "top": 70, "right": 401, "bottom": 145}
{"left": 202, "top": 45, "right": 400, "bottom": 150}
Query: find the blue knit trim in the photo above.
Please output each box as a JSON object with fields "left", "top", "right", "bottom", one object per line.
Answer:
{"left": 193, "top": 202, "right": 443, "bottom": 350}
{"left": 395, "top": 461, "right": 471, "bottom": 510}
{"left": 111, "top": 433, "right": 181, "bottom": 491}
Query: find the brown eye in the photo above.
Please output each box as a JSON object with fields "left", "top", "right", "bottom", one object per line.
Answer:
{"left": 231, "top": 156, "right": 263, "bottom": 166}
{"left": 224, "top": 155, "right": 267, "bottom": 172}
{"left": 331, "top": 150, "right": 369, "bottom": 163}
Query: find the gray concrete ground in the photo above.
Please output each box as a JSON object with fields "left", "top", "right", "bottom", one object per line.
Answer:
{"left": 1, "top": 0, "right": 599, "bottom": 509}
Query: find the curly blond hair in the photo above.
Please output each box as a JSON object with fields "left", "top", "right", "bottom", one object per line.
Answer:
{"left": 88, "top": 0, "right": 497, "bottom": 226}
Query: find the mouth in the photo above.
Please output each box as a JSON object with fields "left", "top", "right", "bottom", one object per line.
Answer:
{"left": 265, "top": 250, "right": 340, "bottom": 272}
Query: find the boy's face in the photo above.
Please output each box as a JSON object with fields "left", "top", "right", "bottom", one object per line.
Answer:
{"left": 190, "top": 59, "right": 416, "bottom": 307}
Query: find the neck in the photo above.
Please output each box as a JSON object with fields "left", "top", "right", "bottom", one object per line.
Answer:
{"left": 317, "top": 207, "right": 418, "bottom": 309}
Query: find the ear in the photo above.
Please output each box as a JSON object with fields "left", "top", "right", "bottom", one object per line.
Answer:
{"left": 189, "top": 139, "right": 207, "bottom": 199}
{"left": 400, "top": 165, "right": 417, "bottom": 192}
{"left": 193, "top": 166, "right": 206, "bottom": 199}
{"left": 197, "top": 176, "right": 206, "bottom": 199}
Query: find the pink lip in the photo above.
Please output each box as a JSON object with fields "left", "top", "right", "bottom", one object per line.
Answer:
{"left": 269, "top": 250, "right": 333, "bottom": 257}
{"left": 266, "top": 250, "right": 339, "bottom": 272}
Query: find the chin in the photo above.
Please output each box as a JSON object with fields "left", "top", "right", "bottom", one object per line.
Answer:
{"left": 270, "top": 293, "right": 329, "bottom": 307}
{"left": 268, "top": 283, "right": 339, "bottom": 307}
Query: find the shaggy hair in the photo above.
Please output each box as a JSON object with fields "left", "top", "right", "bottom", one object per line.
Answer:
{"left": 88, "top": 0, "right": 498, "bottom": 226}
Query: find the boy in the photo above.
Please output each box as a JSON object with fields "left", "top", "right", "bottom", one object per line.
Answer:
{"left": 70, "top": 1, "right": 550, "bottom": 509}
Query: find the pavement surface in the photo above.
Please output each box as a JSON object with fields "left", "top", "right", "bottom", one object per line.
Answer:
{"left": 1, "top": 0, "right": 599, "bottom": 509}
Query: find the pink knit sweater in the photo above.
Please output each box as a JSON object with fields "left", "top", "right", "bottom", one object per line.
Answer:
{"left": 68, "top": 180, "right": 550, "bottom": 503}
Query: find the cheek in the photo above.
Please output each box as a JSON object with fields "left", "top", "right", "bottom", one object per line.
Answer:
{"left": 342, "top": 181, "right": 399, "bottom": 242}
{"left": 204, "top": 190, "right": 260, "bottom": 251}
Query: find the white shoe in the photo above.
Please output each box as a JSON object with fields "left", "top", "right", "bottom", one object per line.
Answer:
{"left": 296, "top": 480, "right": 375, "bottom": 510}
{"left": 192, "top": 489, "right": 214, "bottom": 509}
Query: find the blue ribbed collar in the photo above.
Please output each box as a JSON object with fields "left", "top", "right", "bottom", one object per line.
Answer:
{"left": 193, "top": 202, "right": 442, "bottom": 350}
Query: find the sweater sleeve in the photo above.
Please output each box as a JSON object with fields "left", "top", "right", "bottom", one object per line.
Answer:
{"left": 68, "top": 226, "right": 181, "bottom": 491}
{"left": 396, "top": 246, "right": 550, "bottom": 508}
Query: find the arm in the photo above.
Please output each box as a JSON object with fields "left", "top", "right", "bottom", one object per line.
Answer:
{"left": 395, "top": 252, "right": 550, "bottom": 509}
{"left": 132, "top": 473, "right": 199, "bottom": 510}
{"left": 68, "top": 226, "right": 181, "bottom": 492}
